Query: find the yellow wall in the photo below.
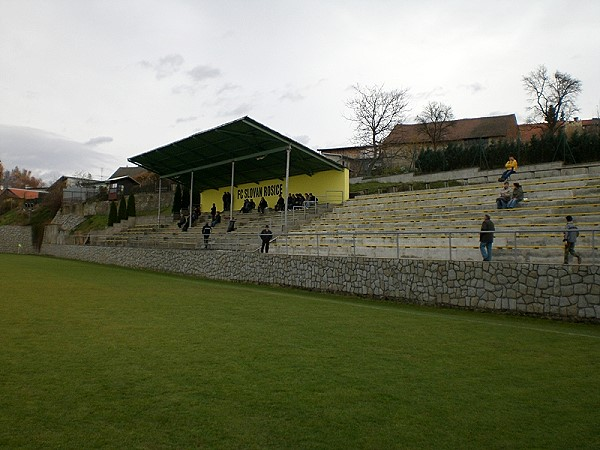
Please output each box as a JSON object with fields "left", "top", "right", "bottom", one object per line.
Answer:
{"left": 200, "top": 168, "right": 349, "bottom": 213}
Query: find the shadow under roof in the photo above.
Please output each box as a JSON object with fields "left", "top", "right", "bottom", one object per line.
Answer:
{"left": 128, "top": 116, "right": 344, "bottom": 191}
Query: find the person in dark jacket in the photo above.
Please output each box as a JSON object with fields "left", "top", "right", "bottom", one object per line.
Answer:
{"left": 258, "top": 197, "right": 268, "bottom": 214}
{"left": 201, "top": 222, "right": 212, "bottom": 249}
{"left": 259, "top": 224, "right": 273, "bottom": 253}
{"left": 507, "top": 182, "right": 524, "bottom": 208}
{"left": 479, "top": 214, "right": 495, "bottom": 261}
{"left": 275, "top": 194, "right": 285, "bottom": 211}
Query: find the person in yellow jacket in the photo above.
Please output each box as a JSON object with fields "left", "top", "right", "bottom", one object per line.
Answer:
{"left": 498, "top": 155, "right": 518, "bottom": 182}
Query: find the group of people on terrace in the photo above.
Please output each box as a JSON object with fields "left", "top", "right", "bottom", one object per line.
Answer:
{"left": 495, "top": 156, "right": 524, "bottom": 209}
{"left": 238, "top": 192, "right": 318, "bottom": 215}
{"left": 480, "top": 156, "right": 582, "bottom": 264}
{"left": 496, "top": 181, "right": 524, "bottom": 209}
{"left": 480, "top": 213, "right": 582, "bottom": 264}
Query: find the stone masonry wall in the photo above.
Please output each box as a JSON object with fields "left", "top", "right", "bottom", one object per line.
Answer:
{"left": 39, "top": 244, "right": 600, "bottom": 321}
{"left": 0, "top": 226, "right": 35, "bottom": 254}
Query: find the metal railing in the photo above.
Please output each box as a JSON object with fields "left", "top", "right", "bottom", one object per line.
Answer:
{"left": 83, "top": 227, "right": 599, "bottom": 263}
{"left": 273, "top": 228, "right": 599, "bottom": 263}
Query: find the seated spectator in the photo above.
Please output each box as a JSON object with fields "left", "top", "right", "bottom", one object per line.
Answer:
{"left": 211, "top": 212, "right": 221, "bottom": 227}
{"left": 304, "top": 192, "right": 317, "bottom": 208}
{"left": 498, "top": 155, "right": 518, "bottom": 182}
{"left": 507, "top": 182, "right": 524, "bottom": 208}
{"left": 258, "top": 197, "right": 268, "bottom": 214}
{"left": 181, "top": 216, "right": 190, "bottom": 232}
{"left": 241, "top": 199, "right": 250, "bottom": 213}
{"left": 496, "top": 182, "right": 512, "bottom": 209}
{"left": 275, "top": 194, "right": 285, "bottom": 211}
{"left": 248, "top": 198, "right": 256, "bottom": 211}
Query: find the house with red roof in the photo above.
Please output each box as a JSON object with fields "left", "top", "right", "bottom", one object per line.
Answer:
{"left": 0, "top": 187, "right": 48, "bottom": 209}
{"left": 383, "top": 114, "right": 519, "bottom": 169}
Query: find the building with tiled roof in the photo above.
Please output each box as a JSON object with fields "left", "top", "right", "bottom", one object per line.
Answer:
{"left": 385, "top": 114, "right": 519, "bottom": 147}
{"left": 319, "top": 145, "right": 373, "bottom": 176}
{"left": 0, "top": 187, "right": 48, "bottom": 208}
{"left": 379, "top": 114, "right": 519, "bottom": 171}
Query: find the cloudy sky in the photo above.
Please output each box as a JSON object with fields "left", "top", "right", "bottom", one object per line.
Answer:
{"left": 1, "top": 0, "right": 599, "bottom": 183}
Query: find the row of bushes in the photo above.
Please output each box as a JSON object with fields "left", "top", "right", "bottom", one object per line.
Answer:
{"left": 415, "top": 130, "right": 600, "bottom": 174}
{"left": 108, "top": 194, "right": 136, "bottom": 226}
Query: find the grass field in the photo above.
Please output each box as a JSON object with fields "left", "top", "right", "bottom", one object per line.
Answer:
{"left": 1, "top": 254, "right": 599, "bottom": 449}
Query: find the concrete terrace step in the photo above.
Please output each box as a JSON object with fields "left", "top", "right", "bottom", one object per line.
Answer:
{"left": 340, "top": 184, "right": 600, "bottom": 211}
{"left": 351, "top": 173, "right": 600, "bottom": 199}
{"left": 92, "top": 204, "right": 334, "bottom": 251}
{"left": 276, "top": 171, "right": 600, "bottom": 261}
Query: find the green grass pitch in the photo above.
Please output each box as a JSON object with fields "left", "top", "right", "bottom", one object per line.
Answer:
{"left": 1, "top": 254, "right": 599, "bottom": 449}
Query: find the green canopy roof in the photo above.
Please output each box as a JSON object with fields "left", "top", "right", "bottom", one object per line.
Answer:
{"left": 128, "top": 116, "right": 344, "bottom": 191}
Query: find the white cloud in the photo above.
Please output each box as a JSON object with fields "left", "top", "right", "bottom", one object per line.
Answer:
{"left": 0, "top": 0, "right": 597, "bottom": 168}
{"left": 84, "top": 136, "right": 114, "bottom": 146}
{"left": 139, "top": 54, "right": 185, "bottom": 79}
{"left": 0, "top": 125, "right": 120, "bottom": 184}
{"left": 219, "top": 104, "right": 252, "bottom": 118}
{"left": 175, "top": 116, "right": 198, "bottom": 124}
{"left": 187, "top": 65, "right": 222, "bottom": 82}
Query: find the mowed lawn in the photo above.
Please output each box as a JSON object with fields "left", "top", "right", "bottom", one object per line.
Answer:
{"left": 1, "top": 255, "right": 599, "bottom": 449}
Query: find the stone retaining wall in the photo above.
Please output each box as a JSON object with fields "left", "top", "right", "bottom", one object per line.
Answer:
{"left": 0, "top": 226, "right": 35, "bottom": 254}
{"left": 40, "top": 244, "right": 600, "bottom": 321}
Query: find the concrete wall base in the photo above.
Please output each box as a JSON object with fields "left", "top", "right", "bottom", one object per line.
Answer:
{"left": 39, "top": 244, "right": 600, "bottom": 322}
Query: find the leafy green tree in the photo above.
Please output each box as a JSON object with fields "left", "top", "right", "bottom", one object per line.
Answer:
{"left": 108, "top": 201, "right": 118, "bottom": 227}
{"left": 118, "top": 197, "right": 128, "bottom": 222}
{"left": 127, "top": 194, "right": 137, "bottom": 217}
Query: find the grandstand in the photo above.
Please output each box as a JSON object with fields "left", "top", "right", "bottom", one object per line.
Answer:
{"left": 90, "top": 203, "right": 333, "bottom": 251}
{"left": 89, "top": 162, "right": 600, "bottom": 263}
{"left": 271, "top": 164, "right": 600, "bottom": 262}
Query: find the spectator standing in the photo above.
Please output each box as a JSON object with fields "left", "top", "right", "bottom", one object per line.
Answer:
{"left": 563, "top": 215, "right": 582, "bottom": 264}
{"left": 479, "top": 214, "right": 495, "bottom": 261}
{"left": 201, "top": 222, "right": 212, "bottom": 249}
{"left": 498, "top": 155, "right": 518, "bottom": 182}
{"left": 507, "top": 182, "right": 524, "bottom": 208}
{"left": 222, "top": 192, "right": 231, "bottom": 211}
{"left": 496, "top": 181, "right": 512, "bottom": 209}
{"left": 211, "top": 203, "right": 217, "bottom": 220}
{"left": 260, "top": 224, "right": 273, "bottom": 253}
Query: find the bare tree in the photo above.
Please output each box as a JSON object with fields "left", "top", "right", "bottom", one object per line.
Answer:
{"left": 345, "top": 84, "right": 410, "bottom": 176}
{"left": 3, "top": 166, "right": 43, "bottom": 188}
{"left": 523, "top": 65, "right": 582, "bottom": 135}
{"left": 415, "top": 101, "right": 455, "bottom": 150}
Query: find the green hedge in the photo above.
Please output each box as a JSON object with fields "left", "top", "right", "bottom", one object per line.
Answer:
{"left": 415, "top": 130, "right": 600, "bottom": 173}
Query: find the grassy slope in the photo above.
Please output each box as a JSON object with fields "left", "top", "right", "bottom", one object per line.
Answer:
{"left": 1, "top": 254, "right": 598, "bottom": 449}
